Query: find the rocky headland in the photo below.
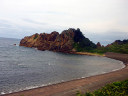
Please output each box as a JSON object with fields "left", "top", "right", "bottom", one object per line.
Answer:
{"left": 20, "top": 28, "right": 128, "bottom": 54}
{"left": 20, "top": 28, "right": 96, "bottom": 52}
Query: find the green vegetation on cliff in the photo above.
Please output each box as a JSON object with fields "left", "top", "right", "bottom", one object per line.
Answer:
{"left": 77, "top": 79, "right": 128, "bottom": 96}
{"left": 72, "top": 30, "right": 128, "bottom": 54}
{"left": 73, "top": 28, "right": 96, "bottom": 52}
{"left": 90, "top": 40, "right": 128, "bottom": 54}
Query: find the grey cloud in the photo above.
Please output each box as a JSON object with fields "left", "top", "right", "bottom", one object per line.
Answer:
{"left": 22, "top": 19, "right": 48, "bottom": 25}
{"left": 0, "top": 19, "right": 18, "bottom": 29}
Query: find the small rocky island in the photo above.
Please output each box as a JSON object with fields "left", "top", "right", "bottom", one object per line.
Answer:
{"left": 20, "top": 28, "right": 96, "bottom": 52}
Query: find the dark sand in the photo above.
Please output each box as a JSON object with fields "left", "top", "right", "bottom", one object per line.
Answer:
{"left": 2, "top": 52, "right": 128, "bottom": 96}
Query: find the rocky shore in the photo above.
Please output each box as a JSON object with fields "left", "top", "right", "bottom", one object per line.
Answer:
{"left": 3, "top": 52, "right": 128, "bottom": 96}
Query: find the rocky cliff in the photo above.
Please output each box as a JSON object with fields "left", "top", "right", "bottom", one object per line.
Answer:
{"left": 20, "top": 28, "right": 96, "bottom": 52}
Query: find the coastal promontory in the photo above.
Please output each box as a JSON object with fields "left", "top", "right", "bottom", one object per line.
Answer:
{"left": 20, "top": 28, "right": 96, "bottom": 52}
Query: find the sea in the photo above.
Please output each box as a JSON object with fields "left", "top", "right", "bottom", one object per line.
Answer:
{"left": 0, "top": 37, "right": 125, "bottom": 95}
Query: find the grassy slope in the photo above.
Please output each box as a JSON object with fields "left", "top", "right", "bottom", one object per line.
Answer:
{"left": 94, "top": 43, "right": 128, "bottom": 54}
{"left": 76, "top": 43, "right": 128, "bottom": 55}
{"left": 77, "top": 79, "right": 128, "bottom": 96}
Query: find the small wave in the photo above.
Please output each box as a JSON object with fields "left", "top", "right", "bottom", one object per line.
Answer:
{"left": 25, "top": 86, "right": 39, "bottom": 90}
{"left": 61, "top": 80, "right": 64, "bottom": 82}
{"left": 48, "top": 83, "right": 51, "bottom": 85}
{"left": 112, "top": 69, "right": 120, "bottom": 71}
{"left": 1, "top": 92, "right": 5, "bottom": 95}
{"left": 21, "top": 50, "right": 27, "bottom": 52}
{"left": 112, "top": 62, "right": 125, "bottom": 72}
{"left": 48, "top": 63, "right": 51, "bottom": 65}
{"left": 41, "top": 84, "right": 47, "bottom": 87}
{"left": 0, "top": 85, "right": 43, "bottom": 95}
{"left": 9, "top": 91, "right": 12, "bottom": 93}
{"left": 34, "top": 48, "right": 38, "bottom": 50}
{"left": 18, "top": 63, "right": 25, "bottom": 66}
{"left": 102, "top": 71, "right": 107, "bottom": 74}
{"left": 0, "top": 82, "right": 60, "bottom": 95}
{"left": 48, "top": 62, "right": 54, "bottom": 66}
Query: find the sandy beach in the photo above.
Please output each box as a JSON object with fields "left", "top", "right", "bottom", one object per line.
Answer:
{"left": 2, "top": 52, "right": 128, "bottom": 96}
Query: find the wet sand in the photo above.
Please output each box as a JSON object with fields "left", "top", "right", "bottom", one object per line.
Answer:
{"left": 2, "top": 52, "right": 128, "bottom": 96}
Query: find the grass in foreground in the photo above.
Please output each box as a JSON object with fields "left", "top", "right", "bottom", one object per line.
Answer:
{"left": 77, "top": 79, "right": 128, "bottom": 96}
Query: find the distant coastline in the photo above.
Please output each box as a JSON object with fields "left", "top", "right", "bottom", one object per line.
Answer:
{"left": 19, "top": 28, "right": 128, "bottom": 55}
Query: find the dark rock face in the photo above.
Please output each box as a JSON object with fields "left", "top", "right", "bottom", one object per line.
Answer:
{"left": 96, "top": 42, "right": 101, "bottom": 48}
{"left": 20, "top": 28, "right": 96, "bottom": 52}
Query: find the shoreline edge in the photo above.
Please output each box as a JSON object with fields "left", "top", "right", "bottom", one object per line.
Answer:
{"left": 2, "top": 52, "right": 128, "bottom": 96}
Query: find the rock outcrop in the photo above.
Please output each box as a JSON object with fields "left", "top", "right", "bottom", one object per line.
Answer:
{"left": 20, "top": 28, "right": 96, "bottom": 52}
{"left": 105, "top": 39, "right": 128, "bottom": 47}
{"left": 96, "top": 42, "right": 101, "bottom": 48}
{"left": 112, "top": 40, "right": 128, "bottom": 45}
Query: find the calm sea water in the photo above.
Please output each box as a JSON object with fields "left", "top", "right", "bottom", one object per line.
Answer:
{"left": 0, "top": 37, "right": 125, "bottom": 95}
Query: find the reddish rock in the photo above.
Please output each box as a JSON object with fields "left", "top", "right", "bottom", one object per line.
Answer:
{"left": 96, "top": 42, "right": 101, "bottom": 48}
{"left": 20, "top": 28, "right": 96, "bottom": 52}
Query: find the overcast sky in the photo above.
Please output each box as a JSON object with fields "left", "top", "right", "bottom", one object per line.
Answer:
{"left": 0, "top": 0, "right": 128, "bottom": 45}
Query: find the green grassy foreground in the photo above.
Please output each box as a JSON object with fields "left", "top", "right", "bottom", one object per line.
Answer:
{"left": 77, "top": 79, "right": 128, "bottom": 96}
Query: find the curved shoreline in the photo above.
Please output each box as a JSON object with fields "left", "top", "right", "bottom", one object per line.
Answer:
{"left": 2, "top": 52, "right": 128, "bottom": 96}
